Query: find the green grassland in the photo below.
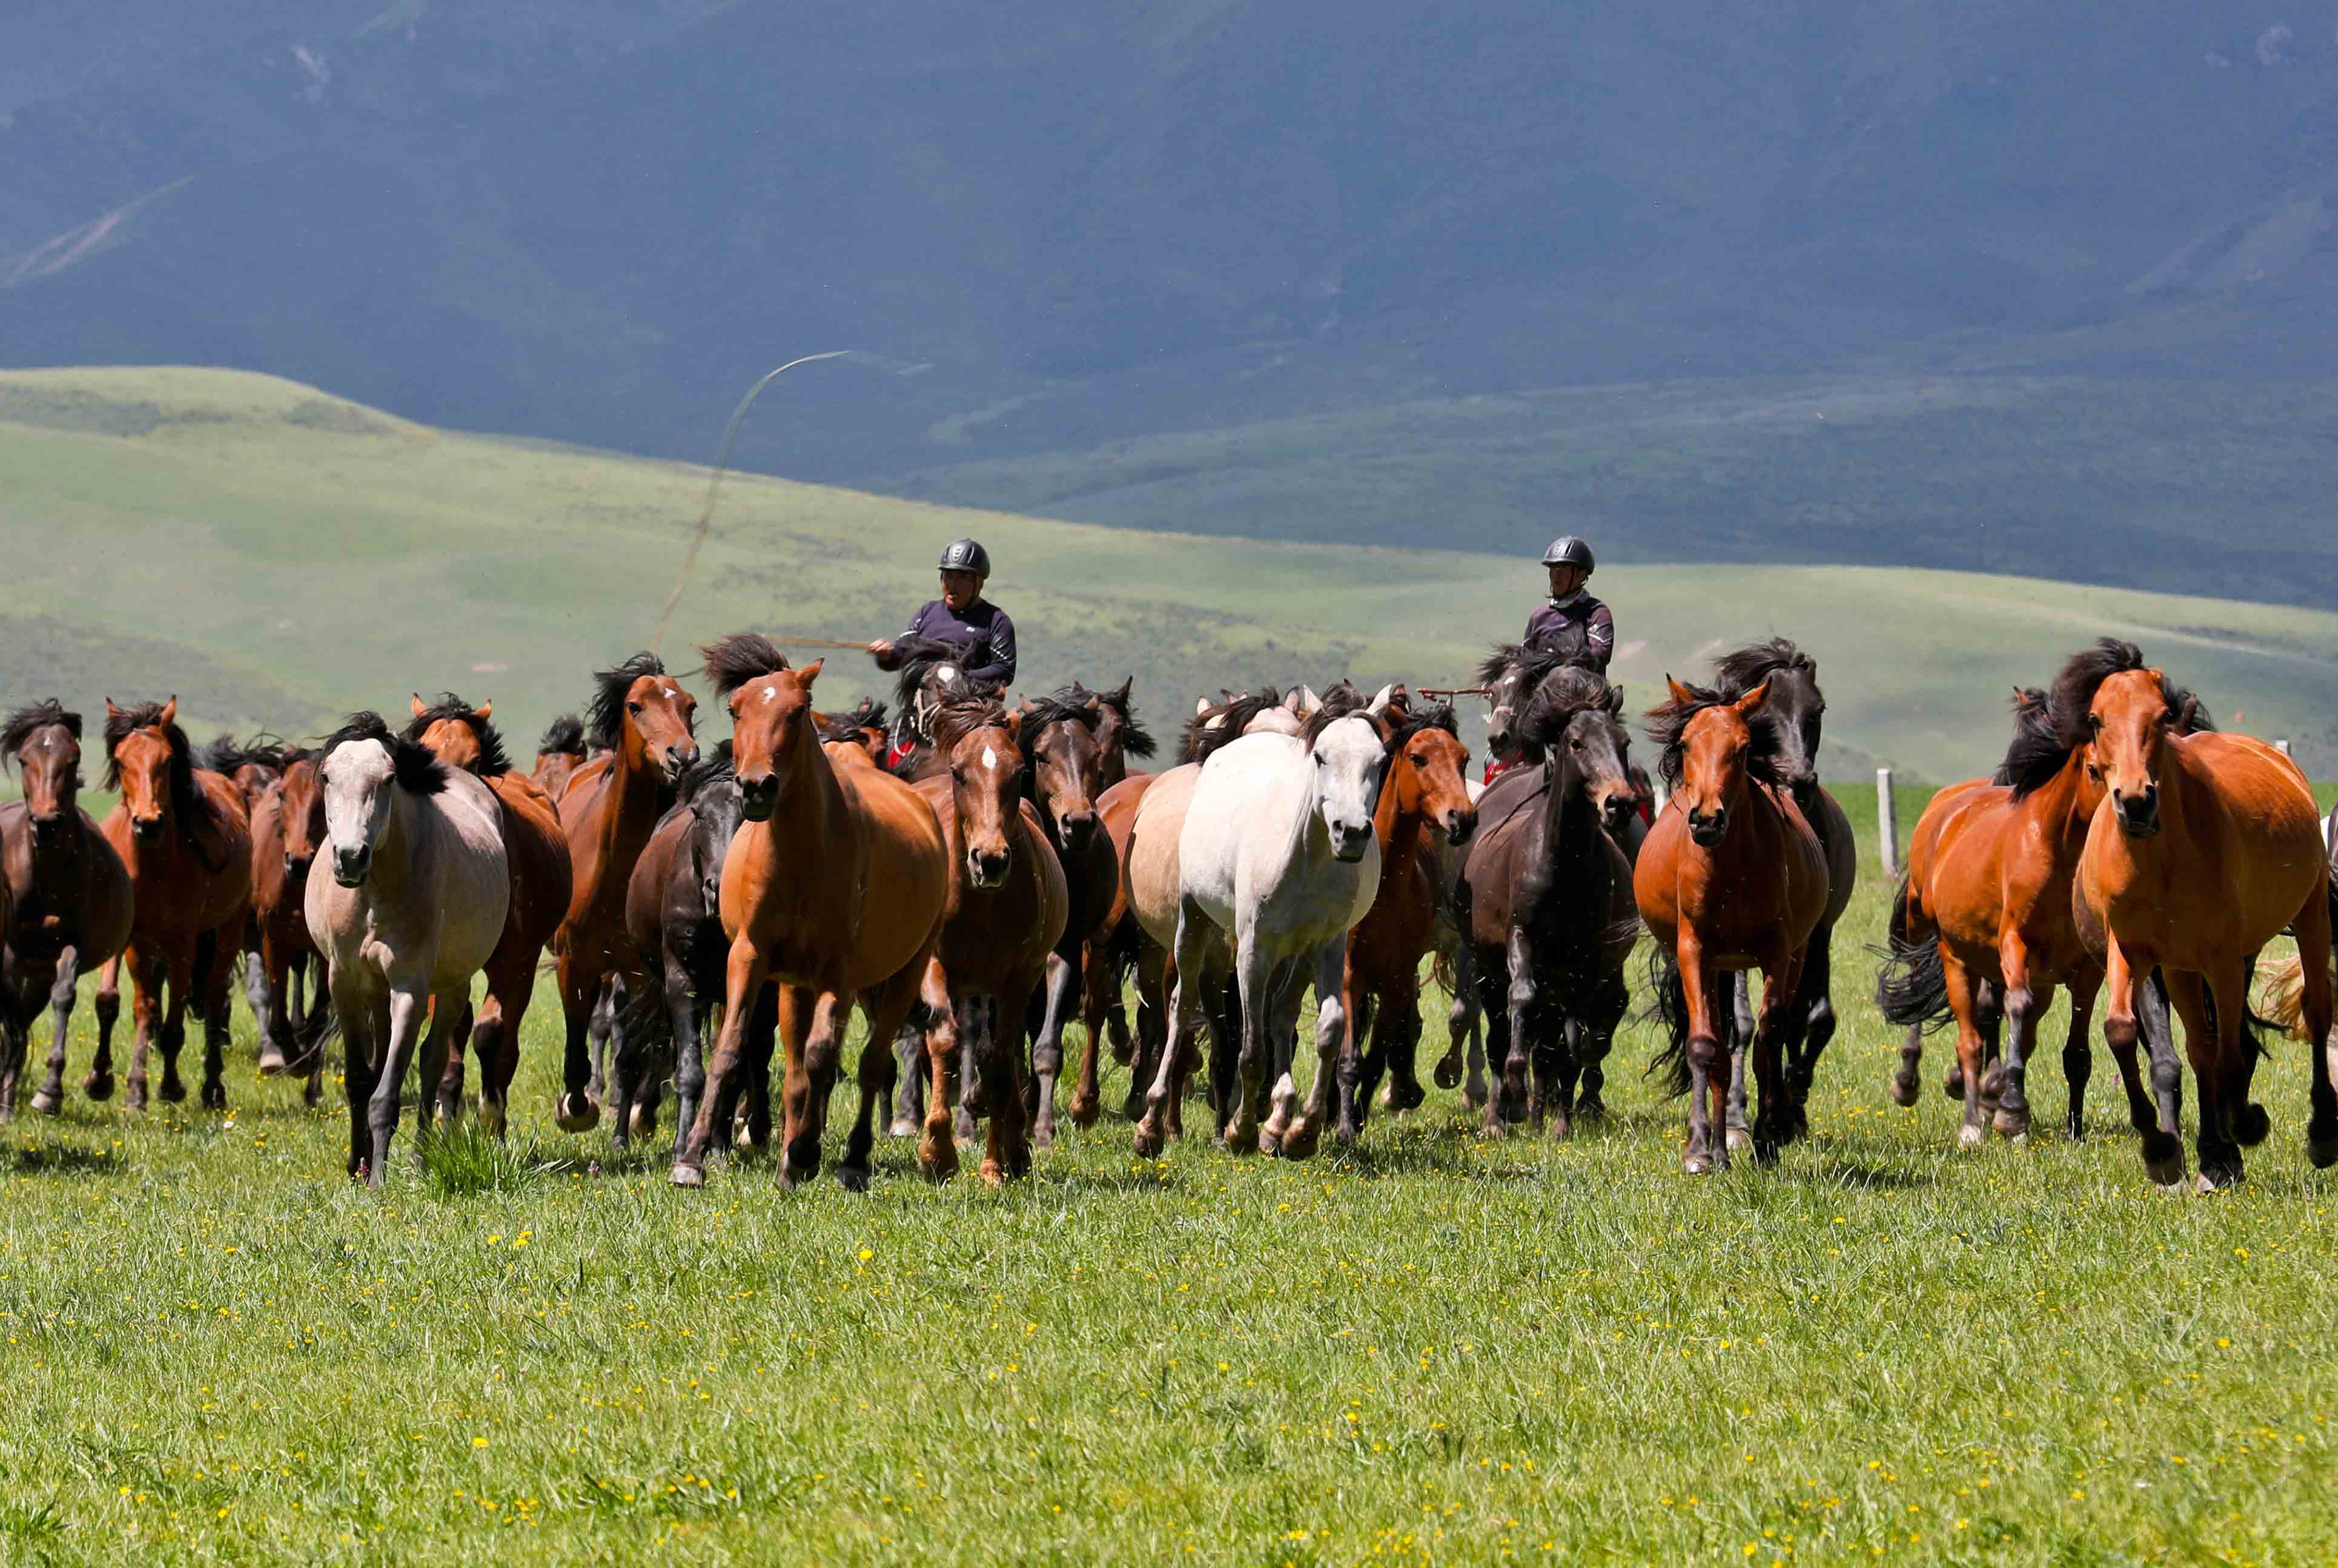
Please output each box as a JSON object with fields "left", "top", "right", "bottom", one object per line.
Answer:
{"left": 2, "top": 366, "right": 2334, "bottom": 783}
{"left": 0, "top": 784, "right": 2333, "bottom": 1564}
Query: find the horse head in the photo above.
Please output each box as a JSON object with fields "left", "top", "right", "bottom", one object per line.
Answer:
{"left": 1386, "top": 706, "right": 1477, "bottom": 847}
{"left": 1713, "top": 640, "right": 1823, "bottom": 801}
{"left": 1659, "top": 676, "right": 1770, "bottom": 849}
{"left": 278, "top": 753, "right": 327, "bottom": 882}
{"left": 2, "top": 700, "right": 84, "bottom": 848}
{"left": 1090, "top": 677, "right": 1154, "bottom": 787}
{"left": 2085, "top": 666, "right": 2181, "bottom": 839}
{"left": 319, "top": 713, "right": 449, "bottom": 887}
{"left": 1480, "top": 635, "right": 1595, "bottom": 756}
{"left": 1016, "top": 687, "right": 1107, "bottom": 852}
{"left": 935, "top": 692, "right": 1023, "bottom": 889}
{"left": 104, "top": 696, "right": 190, "bottom": 845}
{"left": 1302, "top": 699, "right": 1393, "bottom": 863}
{"left": 702, "top": 635, "right": 816, "bottom": 825}
{"left": 1524, "top": 669, "right": 1634, "bottom": 835}
{"left": 591, "top": 653, "right": 700, "bottom": 784}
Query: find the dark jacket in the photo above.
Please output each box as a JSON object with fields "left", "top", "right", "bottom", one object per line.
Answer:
{"left": 1523, "top": 591, "right": 1613, "bottom": 670}
{"left": 875, "top": 598, "right": 1018, "bottom": 687}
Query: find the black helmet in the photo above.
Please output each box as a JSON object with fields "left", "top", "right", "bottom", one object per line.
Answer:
{"left": 938, "top": 538, "right": 992, "bottom": 575}
{"left": 1540, "top": 535, "right": 1595, "bottom": 571}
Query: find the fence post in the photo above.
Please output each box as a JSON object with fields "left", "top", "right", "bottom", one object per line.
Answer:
{"left": 2275, "top": 738, "right": 2293, "bottom": 758}
{"left": 1876, "top": 766, "right": 1899, "bottom": 879}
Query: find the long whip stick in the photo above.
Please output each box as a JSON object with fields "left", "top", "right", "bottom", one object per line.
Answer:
{"left": 652, "top": 351, "right": 848, "bottom": 656}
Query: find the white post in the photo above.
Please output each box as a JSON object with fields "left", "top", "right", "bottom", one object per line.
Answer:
{"left": 1876, "top": 766, "right": 1899, "bottom": 879}
{"left": 2275, "top": 738, "right": 2293, "bottom": 758}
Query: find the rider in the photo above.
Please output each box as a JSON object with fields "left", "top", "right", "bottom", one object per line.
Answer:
{"left": 868, "top": 537, "right": 1019, "bottom": 689}
{"left": 1523, "top": 535, "right": 1613, "bottom": 670}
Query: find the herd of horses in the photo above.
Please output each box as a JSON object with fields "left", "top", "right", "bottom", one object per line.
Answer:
{"left": 0, "top": 628, "right": 2326, "bottom": 1194}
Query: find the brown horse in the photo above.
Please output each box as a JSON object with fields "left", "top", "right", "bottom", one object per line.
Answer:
{"left": 2076, "top": 666, "right": 2336, "bottom": 1189}
{"left": 1096, "top": 770, "right": 1175, "bottom": 1125}
{"left": 1339, "top": 703, "right": 1477, "bottom": 1135}
{"left": 549, "top": 655, "right": 699, "bottom": 1132}
{"left": 406, "top": 694, "right": 577, "bottom": 1136}
{"left": 247, "top": 750, "right": 331, "bottom": 1099}
{"left": 95, "top": 699, "right": 254, "bottom": 1111}
{"left": 907, "top": 691, "right": 1069, "bottom": 1183}
{"left": 1879, "top": 656, "right": 2181, "bottom": 1147}
{"left": 1636, "top": 679, "right": 1828, "bottom": 1172}
{"left": 671, "top": 637, "right": 952, "bottom": 1191}
{"left": 0, "top": 703, "right": 133, "bottom": 1118}
{"left": 532, "top": 715, "right": 588, "bottom": 804}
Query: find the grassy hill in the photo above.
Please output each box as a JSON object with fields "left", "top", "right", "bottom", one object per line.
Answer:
{"left": 2, "top": 365, "right": 2333, "bottom": 782}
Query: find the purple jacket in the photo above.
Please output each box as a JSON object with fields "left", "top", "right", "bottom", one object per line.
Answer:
{"left": 875, "top": 598, "right": 1018, "bottom": 686}
{"left": 1523, "top": 592, "right": 1614, "bottom": 670}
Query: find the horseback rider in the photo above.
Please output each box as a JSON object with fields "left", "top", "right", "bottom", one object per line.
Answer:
{"left": 867, "top": 537, "right": 1019, "bottom": 689}
{"left": 1523, "top": 535, "right": 1612, "bottom": 670}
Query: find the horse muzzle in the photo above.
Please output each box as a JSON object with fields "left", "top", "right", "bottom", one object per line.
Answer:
{"left": 737, "top": 775, "right": 778, "bottom": 822}
{"left": 130, "top": 815, "right": 164, "bottom": 844}
{"left": 1332, "top": 822, "right": 1374, "bottom": 862}
{"left": 968, "top": 849, "right": 1010, "bottom": 890}
{"left": 1687, "top": 809, "right": 1728, "bottom": 848}
{"left": 2114, "top": 787, "right": 2161, "bottom": 838}
{"left": 27, "top": 812, "right": 64, "bottom": 846}
{"left": 1053, "top": 808, "right": 1097, "bottom": 851}
{"left": 663, "top": 744, "right": 701, "bottom": 784}
{"left": 1442, "top": 807, "right": 1478, "bottom": 847}
{"left": 333, "top": 847, "right": 372, "bottom": 887}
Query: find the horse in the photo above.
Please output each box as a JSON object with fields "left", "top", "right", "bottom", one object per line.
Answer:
{"left": 549, "top": 653, "right": 700, "bottom": 1133}
{"left": 1458, "top": 668, "right": 1638, "bottom": 1138}
{"left": 306, "top": 714, "right": 509, "bottom": 1184}
{"left": 1877, "top": 656, "right": 2184, "bottom": 1146}
{"left": 1706, "top": 640, "right": 1858, "bottom": 1143}
{"left": 1337, "top": 703, "right": 1478, "bottom": 1136}
{"left": 203, "top": 733, "right": 293, "bottom": 1039}
{"left": 903, "top": 690, "right": 1069, "bottom": 1183}
{"left": 532, "top": 715, "right": 588, "bottom": 804}
{"left": 405, "top": 694, "right": 576, "bottom": 1136}
{"left": 1637, "top": 678, "right": 1829, "bottom": 1172}
{"left": 247, "top": 749, "right": 331, "bottom": 1099}
{"left": 1131, "top": 687, "right": 1394, "bottom": 1160}
{"left": 2074, "top": 665, "right": 2335, "bottom": 1190}
{"left": 0, "top": 703, "right": 133, "bottom": 1119}
{"left": 671, "top": 636, "right": 952, "bottom": 1191}
{"left": 94, "top": 699, "right": 254, "bottom": 1112}
{"left": 1176, "top": 687, "right": 1309, "bottom": 763}
{"left": 881, "top": 637, "right": 1001, "bottom": 780}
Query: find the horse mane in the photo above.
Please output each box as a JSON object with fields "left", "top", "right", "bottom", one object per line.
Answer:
{"left": 1094, "top": 679, "right": 1157, "bottom": 759}
{"left": 1478, "top": 629, "right": 1594, "bottom": 688}
{"left": 320, "top": 712, "right": 451, "bottom": 796}
{"left": 538, "top": 714, "right": 586, "bottom": 758}
{"left": 2016, "top": 640, "right": 2214, "bottom": 801}
{"left": 1389, "top": 703, "right": 1461, "bottom": 746}
{"left": 890, "top": 634, "right": 982, "bottom": 712}
{"left": 1185, "top": 687, "right": 1285, "bottom": 765}
{"left": 1519, "top": 667, "right": 1624, "bottom": 752}
{"left": 1991, "top": 687, "right": 2060, "bottom": 790}
{"left": 929, "top": 692, "right": 1014, "bottom": 754}
{"left": 401, "top": 694, "right": 515, "bottom": 777}
{"left": 0, "top": 700, "right": 80, "bottom": 768}
{"left": 588, "top": 651, "right": 670, "bottom": 747}
{"left": 1642, "top": 681, "right": 1788, "bottom": 789}
{"left": 102, "top": 701, "right": 224, "bottom": 833}
{"left": 814, "top": 699, "right": 889, "bottom": 746}
{"left": 1300, "top": 681, "right": 1390, "bottom": 750}
{"left": 668, "top": 739, "right": 737, "bottom": 815}
{"left": 1021, "top": 686, "right": 1106, "bottom": 741}
{"left": 200, "top": 732, "right": 291, "bottom": 777}
{"left": 1710, "top": 638, "right": 1816, "bottom": 699}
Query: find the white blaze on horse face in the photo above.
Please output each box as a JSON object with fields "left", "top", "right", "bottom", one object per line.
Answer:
{"left": 761, "top": 683, "right": 778, "bottom": 704}
{"left": 981, "top": 746, "right": 997, "bottom": 770}
{"left": 1313, "top": 716, "right": 1387, "bottom": 849}
{"left": 322, "top": 740, "right": 396, "bottom": 863}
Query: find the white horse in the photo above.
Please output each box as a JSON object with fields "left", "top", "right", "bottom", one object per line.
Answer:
{"left": 307, "top": 715, "right": 509, "bottom": 1186}
{"left": 1133, "top": 688, "right": 1393, "bottom": 1159}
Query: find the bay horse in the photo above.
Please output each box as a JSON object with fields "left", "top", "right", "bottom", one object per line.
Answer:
{"left": 1878, "top": 655, "right": 2182, "bottom": 1146}
{"left": 204, "top": 733, "right": 292, "bottom": 1040}
{"left": 1337, "top": 703, "right": 1478, "bottom": 1136}
{"left": 532, "top": 715, "right": 588, "bottom": 804}
{"left": 1637, "top": 678, "right": 1829, "bottom": 1172}
{"left": 247, "top": 749, "right": 331, "bottom": 1099}
{"left": 906, "top": 690, "right": 1068, "bottom": 1183}
{"left": 0, "top": 703, "right": 132, "bottom": 1118}
{"left": 406, "top": 694, "right": 576, "bottom": 1136}
{"left": 2075, "top": 666, "right": 2335, "bottom": 1189}
{"left": 549, "top": 653, "right": 699, "bottom": 1133}
{"left": 96, "top": 699, "right": 254, "bottom": 1112}
{"left": 671, "top": 636, "right": 952, "bottom": 1191}
{"left": 1131, "top": 689, "right": 1393, "bottom": 1160}
{"left": 1457, "top": 669, "right": 1638, "bottom": 1138}
{"left": 307, "top": 715, "right": 509, "bottom": 1184}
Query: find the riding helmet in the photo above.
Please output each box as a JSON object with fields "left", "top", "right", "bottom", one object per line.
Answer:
{"left": 938, "top": 537, "right": 992, "bottom": 576}
{"left": 1540, "top": 535, "right": 1595, "bottom": 572}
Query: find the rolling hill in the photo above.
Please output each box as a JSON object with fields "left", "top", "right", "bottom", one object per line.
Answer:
{"left": 1, "top": 366, "right": 2331, "bottom": 783}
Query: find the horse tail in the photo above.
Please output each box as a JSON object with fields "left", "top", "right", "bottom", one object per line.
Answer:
{"left": 1872, "top": 875, "right": 1953, "bottom": 1034}
{"left": 2256, "top": 953, "right": 2310, "bottom": 1040}
{"left": 1639, "top": 941, "right": 1691, "bottom": 1098}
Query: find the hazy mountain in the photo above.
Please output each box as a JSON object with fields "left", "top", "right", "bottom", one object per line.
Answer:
{"left": 7, "top": 2, "right": 2338, "bottom": 602}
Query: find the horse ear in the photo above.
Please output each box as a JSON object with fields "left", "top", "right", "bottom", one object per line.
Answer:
{"left": 411, "top": 693, "right": 429, "bottom": 718}
{"left": 799, "top": 660, "right": 823, "bottom": 689}
{"left": 1196, "top": 696, "right": 1212, "bottom": 716}
{"left": 2174, "top": 694, "right": 2200, "bottom": 732}
{"left": 1110, "top": 677, "right": 1133, "bottom": 703}
{"left": 1005, "top": 708, "right": 1025, "bottom": 744}
{"left": 1665, "top": 676, "right": 1696, "bottom": 707}
{"left": 105, "top": 698, "right": 122, "bottom": 722}
{"left": 159, "top": 696, "right": 178, "bottom": 727}
{"left": 1366, "top": 683, "right": 1396, "bottom": 716}
{"left": 1732, "top": 681, "right": 1770, "bottom": 716}
{"left": 474, "top": 699, "right": 493, "bottom": 721}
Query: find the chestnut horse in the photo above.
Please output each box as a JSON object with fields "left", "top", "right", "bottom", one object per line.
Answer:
{"left": 247, "top": 750, "right": 330, "bottom": 1099}
{"left": 532, "top": 715, "right": 588, "bottom": 804}
{"left": 1338, "top": 703, "right": 1478, "bottom": 1136}
{"left": 406, "top": 694, "right": 576, "bottom": 1136}
{"left": 550, "top": 654, "right": 700, "bottom": 1132}
{"left": 671, "top": 637, "right": 952, "bottom": 1191}
{"left": 0, "top": 703, "right": 132, "bottom": 1118}
{"left": 2076, "top": 666, "right": 2335, "bottom": 1189}
{"left": 96, "top": 700, "right": 253, "bottom": 1111}
{"left": 1637, "top": 679, "right": 1828, "bottom": 1172}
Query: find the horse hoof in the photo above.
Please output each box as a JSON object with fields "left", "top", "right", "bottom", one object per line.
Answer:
{"left": 2196, "top": 1170, "right": 2237, "bottom": 1196}
{"left": 479, "top": 1103, "right": 506, "bottom": 1139}
{"left": 1887, "top": 1073, "right": 1918, "bottom": 1108}
{"left": 29, "top": 1088, "right": 60, "bottom": 1117}
{"left": 1958, "top": 1123, "right": 1985, "bottom": 1150}
{"left": 921, "top": 1136, "right": 960, "bottom": 1181}
{"left": 158, "top": 1077, "right": 186, "bottom": 1105}
{"left": 978, "top": 1160, "right": 1007, "bottom": 1189}
{"left": 888, "top": 1117, "right": 917, "bottom": 1139}
{"left": 629, "top": 1103, "right": 656, "bottom": 1140}
{"left": 1280, "top": 1121, "right": 1319, "bottom": 1160}
{"left": 304, "top": 1083, "right": 324, "bottom": 1109}
{"left": 1121, "top": 1093, "right": 1147, "bottom": 1123}
{"left": 200, "top": 1082, "right": 227, "bottom": 1112}
{"left": 1992, "top": 1107, "right": 2030, "bottom": 1140}
{"left": 1941, "top": 1068, "right": 1964, "bottom": 1102}
{"left": 1724, "top": 1125, "right": 1752, "bottom": 1153}
{"left": 668, "top": 1162, "right": 704, "bottom": 1188}
{"left": 1548, "top": 1117, "right": 1573, "bottom": 1143}
{"left": 1391, "top": 1079, "right": 1426, "bottom": 1114}
{"left": 2142, "top": 1133, "right": 2184, "bottom": 1186}
{"left": 1067, "top": 1095, "right": 1099, "bottom": 1130}
{"left": 84, "top": 1071, "right": 113, "bottom": 1103}
{"left": 1433, "top": 1055, "right": 1462, "bottom": 1091}
{"left": 2232, "top": 1103, "right": 2271, "bottom": 1148}
{"left": 1131, "top": 1122, "right": 1165, "bottom": 1160}
{"left": 256, "top": 1047, "right": 286, "bottom": 1077}
{"left": 555, "top": 1093, "right": 600, "bottom": 1133}
{"left": 1682, "top": 1151, "right": 1712, "bottom": 1176}
{"left": 2307, "top": 1131, "right": 2338, "bottom": 1170}
{"left": 1032, "top": 1123, "right": 1056, "bottom": 1153}
{"left": 1576, "top": 1096, "right": 1606, "bottom": 1124}
{"left": 836, "top": 1165, "right": 870, "bottom": 1194}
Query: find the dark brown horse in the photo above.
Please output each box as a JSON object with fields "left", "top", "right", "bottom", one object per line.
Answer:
{"left": 1637, "top": 679, "right": 1829, "bottom": 1172}
{"left": 247, "top": 750, "right": 330, "bottom": 1099}
{"left": 95, "top": 699, "right": 254, "bottom": 1111}
{"left": 532, "top": 715, "right": 588, "bottom": 805}
{"left": 406, "top": 694, "right": 577, "bottom": 1136}
{"left": 0, "top": 703, "right": 133, "bottom": 1118}
{"left": 549, "top": 654, "right": 699, "bottom": 1133}
{"left": 672, "top": 637, "right": 951, "bottom": 1191}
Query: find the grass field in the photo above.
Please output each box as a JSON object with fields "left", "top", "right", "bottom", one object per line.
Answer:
{"left": 0, "top": 786, "right": 2333, "bottom": 1564}
{"left": 4, "top": 366, "right": 2337, "bottom": 784}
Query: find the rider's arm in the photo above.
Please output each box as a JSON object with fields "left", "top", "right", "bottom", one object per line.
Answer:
{"left": 962, "top": 609, "right": 1017, "bottom": 687}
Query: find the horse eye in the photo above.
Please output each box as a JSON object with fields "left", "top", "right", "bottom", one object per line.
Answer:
{"left": 627, "top": 701, "right": 643, "bottom": 715}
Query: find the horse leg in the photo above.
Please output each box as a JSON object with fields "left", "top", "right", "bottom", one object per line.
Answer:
{"left": 253, "top": 929, "right": 288, "bottom": 1077}
{"left": 414, "top": 991, "right": 462, "bottom": 1162}
{"left": 2161, "top": 968, "right": 2234, "bottom": 1191}
{"left": 1433, "top": 937, "right": 1472, "bottom": 1091}
{"left": 1783, "top": 931, "right": 1833, "bottom": 1142}
{"left": 839, "top": 969, "right": 919, "bottom": 1192}
{"left": 1721, "top": 971, "right": 1755, "bottom": 1151}
{"left": 1028, "top": 950, "right": 1076, "bottom": 1151}
{"left": 151, "top": 933, "right": 202, "bottom": 1105}
{"left": 1279, "top": 940, "right": 1348, "bottom": 1160}
{"left": 197, "top": 920, "right": 240, "bottom": 1111}
{"left": 90, "top": 954, "right": 121, "bottom": 1102}
{"left": 993, "top": 973, "right": 1042, "bottom": 1181}
{"left": 2103, "top": 948, "right": 2183, "bottom": 1185}
{"left": 1678, "top": 940, "right": 1725, "bottom": 1175}
{"left": 1578, "top": 970, "right": 1626, "bottom": 1122}
{"left": 1475, "top": 949, "right": 1510, "bottom": 1137}
{"left": 31, "top": 946, "right": 81, "bottom": 1116}
{"left": 1125, "top": 942, "right": 1168, "bottom": 1122}
{"left": 1936, "top": 953, "right": 1992, "bottom": 1150}
{"left": 554, "top": 951, "right": 601, "bottom": 1133}
{"left": 781, "top": 988, "right": 849, "bottom": 1189}
{"left": 665, "top": 954, "right": 707, "bottom": 1151}
{"left": 1500, "top": 926, "right": 1540, "bottom": 1132}
{"left": 2296, "top": 879, "right": 2338, "bottom": 1169}
{"left": 1251, "top": 949, "right": 1303, "bottom": 1157}
{"left": 913, "top": 959, "right": 963, "bottom": 1181}
{"left": 671, "top": 940, "right": 769, "bottom": 1185}
{"left": 2061, "top": 975, "right": 2107, "bottom": 1142}
{"left": 1339, "top": 988, "right": 1376, "bottom": 1143}
{"left": 340, "top": 986, "right": 384, "bottom": 1180}
{"left": 1134, "top": 914, "right": 1211, "bottom": 1159}
{"left": 1890, "top": 1021, "right": 1926, "bottom": 1108}
{"left": 586, "top": 976, "right": 617, "bottom": 1110}
{"left": 121, "top": 941, "right": 167, "bottom": 1113}
{"left": 1749, "top": 953, "right": 1804, "bottom": 1165}
{"left": 1070, "top": 939, "right": 1111, "bottom": 1129}
{"left": 1992, "top": 941, "right": 2040, "bottom": 1141}
{"left": 299, "top": 953, "right": 329, "bottom": 1108}
{"left": 743, "top": 985, "right": 778, "bottom": 1153}
{"left": 1382, "top": 975, "right": 1426, "bottom": 1114}
{"left": 2207, "top": 957, "right": 2269, "bottom": 1185}
{"left": 361, "top": 985, "right": 430, "bottom": 1188}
